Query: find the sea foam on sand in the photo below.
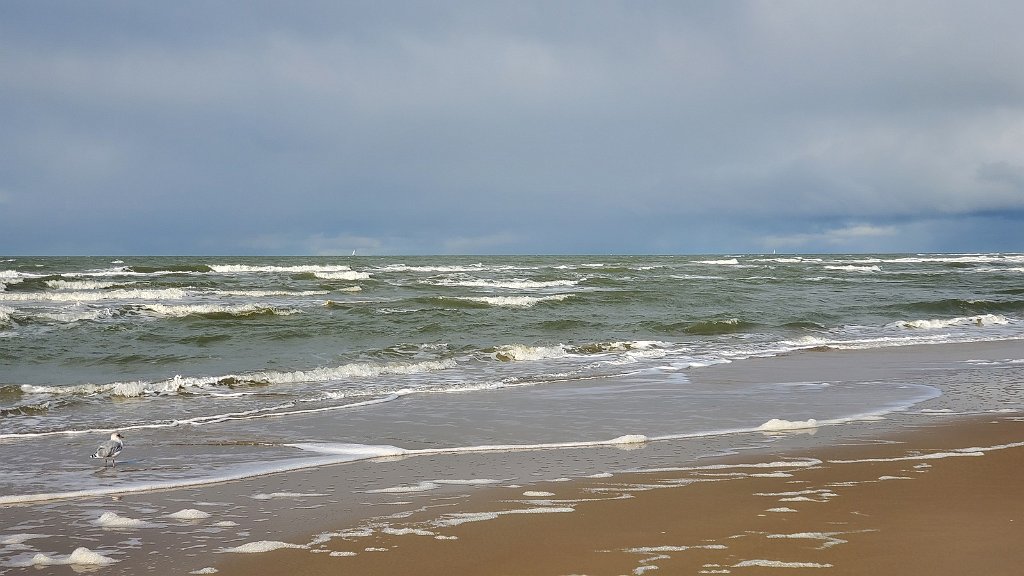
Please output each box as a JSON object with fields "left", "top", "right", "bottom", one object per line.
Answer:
{"left": 220, "top": 541, "right": 308, "bottom": 554}
{"left": 167, "top": 508, "right": 212, "bottom": 520}
{"left": 758, "top": 418, "right": 819, "bottom": 431}
{"left": 94, "top": 511, "right": 157, "bottom": 528}
{"left": 9, "top": 547, "right": 118, "bottom": 567}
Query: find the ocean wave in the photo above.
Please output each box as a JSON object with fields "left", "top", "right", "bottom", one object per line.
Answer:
{"left": 0, "top": 400, "right": 57, "bottom": 417}
{"left": 0, "top": 288, "right": 188, "bottom": 302}
{"left": 20, "top": 358, "right": 459, "bottom": 398}
{"left": 21, "top": 378, "right": 202, "bottom": 398}
{"left": 492, "top": 344, "right": 569, "bottom": 362}
{"left": 880, "top": 254, "right": 1024, "bottom": 265}
{"left": 38, "top": 307, "right": 120, "bottom": 323}
{"left": 313, "top": 271, "right": 372, "bottom": 281}
{"left": 209, "top": 264, "right": 360, "bottom": 274}
{"left": 889, "top": 314, "right": 1009, "bottom": 330}
{"left": 685, "top": 318, "right": 757, "bottom": 335}
{"left": 903, "top": 298, "right": 1024, "bottom": 315}
{"left": 778, "top": 327, "right": 1011, "bottom": 350}
{"left": 453, "top": 294, "right": 573, "bottom": 308}
{"left": 698, "top": 258, "right": 740, "bottom": 265}
{"left": 0, "top": 305, "right": 15, "bottom": 326}
{"left": 0, "top": 270, "right": 35, "bottom": 282}
{"left": 125, "top": 264, "right": 213, "bottom": 274}
{"left": 143, "top": 304, "right": 302, "bottom": 318}
{"left": 213, "top": 289, "right": 331, "bottom": 297}
{"left": 372, "top": 264, "right": 489, "bottom": 273}
{"left": 823, "top": 265, "right": 881, "bottom": 273}
{"left": 45, "top": 279, "right": 121, "bottom": 290}
{"left": 246, "top": 359, "right": 458, "bottom": 385}
{"left": 431, "top": 278, "right": 579, "bottom": 290}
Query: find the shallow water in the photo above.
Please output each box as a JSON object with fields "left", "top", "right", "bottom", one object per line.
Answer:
{"left": 1, "top": 254, "right": 1022, "bottom": 503}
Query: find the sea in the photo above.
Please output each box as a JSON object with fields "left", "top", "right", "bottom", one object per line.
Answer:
{"left": 1, "top": 254, "right": 1022, "bottom": 571}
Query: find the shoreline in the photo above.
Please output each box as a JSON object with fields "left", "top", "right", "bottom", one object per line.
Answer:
{"left": 2, "top": 339, "right": 1022, "bottom": 575}
{"left": 214, "top": 414, "right": 1024, "bottom": 575}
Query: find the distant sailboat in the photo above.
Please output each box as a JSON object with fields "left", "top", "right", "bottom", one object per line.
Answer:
{"left": 351, "top": 249, "right": 357, "bottom": 256}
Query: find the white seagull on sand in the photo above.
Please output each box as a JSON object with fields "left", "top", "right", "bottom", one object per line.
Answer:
{"left": 91, "top": 432, "right": 126, "bottom": 467}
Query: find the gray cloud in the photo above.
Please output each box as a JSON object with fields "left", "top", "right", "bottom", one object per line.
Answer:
{"left": 2, "top": 1, "right": 1022, "bottom": 255}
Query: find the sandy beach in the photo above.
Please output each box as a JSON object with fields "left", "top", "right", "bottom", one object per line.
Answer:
{"left": 211, "top": 415, "right": 1024, "bottom": 576}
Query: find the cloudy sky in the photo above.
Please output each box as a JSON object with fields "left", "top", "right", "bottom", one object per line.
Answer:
{"left": 2, "top": 1, "right": 1022, "bottom": 255}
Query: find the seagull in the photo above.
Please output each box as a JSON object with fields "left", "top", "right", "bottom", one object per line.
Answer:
{"left": 91, "top": 432, "right": 126, "bottom": 467}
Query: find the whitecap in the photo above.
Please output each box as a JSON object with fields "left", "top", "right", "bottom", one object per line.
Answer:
{"left": 456, "top": 294, "right": 572, "bottom": 308}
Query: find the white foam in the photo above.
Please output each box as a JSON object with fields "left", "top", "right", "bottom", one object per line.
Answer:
{"left": 0, "top": 305, "right": 16, "bottom": 325}
{"left": 433, "top": 278, "right": 578, "bottom": 290}
{"left": 381, "top": 527, "right": 436, "bottom": 537}
{"left": 829, "top": 451, "right": 984, "bottom": 464}
{"left": 94, "top": 511, "right": 156, "bottom": 528}
{"left": 0, "top": 287, "right": 188, "bottom": 302}
{"left": 734, "top": 559, "right": 832, "bottom": 568}
{"left": 523, "top": 491, "right": 556, "bottom": 497}
{"left": 219, "top": 541, "right": 307, "bottom": 554}
{"left": 190, "top": 568, "right": 219, "bottom": 574}
{"left": 824, "top": 265, "right": 880, "bottom": 273}
{"left": 209, "top": 264, "right": 357, "bottom": 274}
{"left": 765, "top": 507, "right": 798, "bottom": 513}
{"left": 700, "top": 259, "right": 740, "bottom": 265}
{"left": 38, "top": 306, "right": 120, "bottom": 323}
{"left": 626, "top": 545, "right": 728, "bottom": 553}
{"left": 433, "top": 507, "right": 575, "bottom": 527}
{"left": 631, "top": 458, "right": 823, "bottom": 474}
{"left": 250, "top": 492, "right": 328, "bottom": 500}
{"left": 890, "top": 314, "right": 1009, "bottom": 330}
{"left": 286, "top": 443, "right": 408, "bottom": 459}
{"left": 756, "top": 489, "right": 837, "bottom": 499}
{"left": 455, "top": 294, "right": 572, "bottom": 307}
{"left": 758, "top": 418, "right": 818, "bottom": 432}
{"left": 366, "top": 478, "right": 501, "bottom": 494}
{"left": 167, "top": 508, "right": 212, "bottom": 520}
{"left": 144, "top": 303, "right": 301, "bottom": 317}
{"left": 493, "top": 343, "right": 569, "bottom": 361}
{"left": 10, "top": 547, "right": 118, "bottom": 567}
{"left": 19, "top": 357, "right": 456, "bottom": 398}
{"left": 767, "top": 532, "right": 847, "bottom": 549}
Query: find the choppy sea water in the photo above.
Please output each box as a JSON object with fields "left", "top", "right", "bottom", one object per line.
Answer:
{"left": 1, "top": 254, "right": 1023, "bottom": 500}
{"left": 0, "top": 254, "right": 1023, "bottom": 572}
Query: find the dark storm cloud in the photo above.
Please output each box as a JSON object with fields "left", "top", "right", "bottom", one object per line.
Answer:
{"left": 1, "top": 1, "right": 1022, "bottom": 254}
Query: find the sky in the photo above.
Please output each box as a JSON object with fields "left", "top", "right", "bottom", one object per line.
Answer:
{"left": 1, "top": 1, "right": 1022, "bottom": 256}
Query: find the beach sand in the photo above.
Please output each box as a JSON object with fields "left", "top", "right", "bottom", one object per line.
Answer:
{"left": 213, "top": 415, "right": 1024, "bottom": 576}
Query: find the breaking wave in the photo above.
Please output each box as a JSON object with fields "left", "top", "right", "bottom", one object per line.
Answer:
{"left": 143, "top": 304, "right": 301, "bottom": 318}
{"left": 19, "top": 358, "right": 459, "bottom": 398}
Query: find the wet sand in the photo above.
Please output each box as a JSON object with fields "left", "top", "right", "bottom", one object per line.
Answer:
{"left": 214, "top": 415, "right": 1024, "bottom": 576}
